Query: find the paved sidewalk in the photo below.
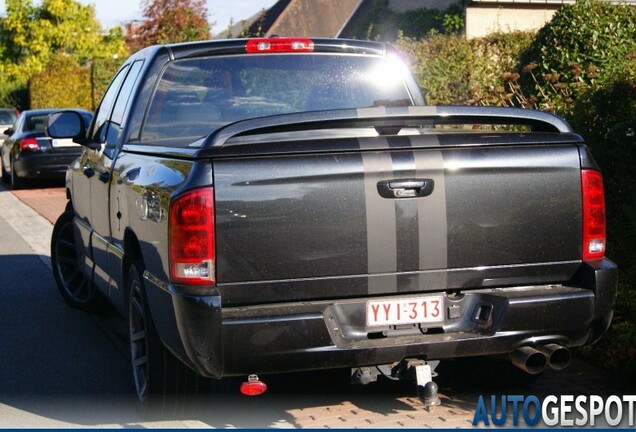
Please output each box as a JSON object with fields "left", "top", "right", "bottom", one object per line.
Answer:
{"left": 10, "top": 185, "right": 66, "bottom": 224}
{"left": 0, "top": 186, "right": 55, "bottom": 269}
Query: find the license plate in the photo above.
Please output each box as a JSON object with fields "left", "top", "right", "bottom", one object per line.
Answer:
{"left": 366, "top": 295, "right": 444, "bottom": 327}
{"left": 51, "top": 138, "right": 77, "bottom": 147}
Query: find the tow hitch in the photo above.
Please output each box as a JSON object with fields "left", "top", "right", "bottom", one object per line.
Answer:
{"left": 352, "top": 359, "right": 441, "bottom": 407}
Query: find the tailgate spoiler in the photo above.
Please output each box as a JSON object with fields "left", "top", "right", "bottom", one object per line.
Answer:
{"left": 206, "top": 106, "right": 574, "bottom": 148}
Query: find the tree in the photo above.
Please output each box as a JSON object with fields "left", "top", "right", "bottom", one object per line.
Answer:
{"left": 124, "top": 0, "right": 211, "bottom": 53}
{"left": 0, "top": 0, "right": 127, "bottom": 108}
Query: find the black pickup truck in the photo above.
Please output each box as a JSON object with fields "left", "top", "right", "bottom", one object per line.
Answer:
{"left": 47, "top": 37, "right": 616, "bottom": 407}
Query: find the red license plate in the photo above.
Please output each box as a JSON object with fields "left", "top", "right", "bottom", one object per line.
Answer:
{"left": 366, "top": 295, "right": 444, "bottom": 327}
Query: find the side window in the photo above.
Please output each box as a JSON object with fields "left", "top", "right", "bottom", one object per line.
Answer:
{"left": 103, "top": 60, "right": 143, "bottom": 144}
{"left": 111, "top": 61, "right": 144, "bottom": 130}
{"left": 89, "top": 65, "right": 130, "bottom": 144}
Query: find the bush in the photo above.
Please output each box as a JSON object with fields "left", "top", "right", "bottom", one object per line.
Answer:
{"left": 90, "top": 57, "right": 126, "bottom": 110}
{"left": 396, "top": 31, "right": 534, "bottom": 105}
{"left": 0, "top": 80, "right": 28, "bottom": 111}
{"left": 29, "top": 54, "right": 92, "bottom": 109}
{"left": 521, "top": 0, "right": 636, "bottom": 84}
{"left": 29, "top": 54, "right": 123, "bottom": 111}
{"left": 517, "top": 0, "right": 636, "bottom": 117}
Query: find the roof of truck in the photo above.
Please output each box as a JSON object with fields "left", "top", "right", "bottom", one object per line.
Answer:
{"left": 129, "top": 37, "right": 390, "bottom": 62}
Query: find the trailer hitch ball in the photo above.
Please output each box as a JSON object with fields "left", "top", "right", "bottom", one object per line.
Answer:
{"left": 413, "top": 363, "right": 440, "bottom": 407}
{"left": 419, "top": 381, "right": 441, "bottom": 407}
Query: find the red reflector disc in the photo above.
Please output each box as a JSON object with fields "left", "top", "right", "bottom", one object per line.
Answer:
{"left": 240, "top": 380, "right": 268, "bottom": 396}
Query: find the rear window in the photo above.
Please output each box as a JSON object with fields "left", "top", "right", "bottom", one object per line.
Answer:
{"left": 142, "top": 53, "right": 414, "bottom": 144}
{"left": 25, "top": 114, "right": 49, "bottom": 132}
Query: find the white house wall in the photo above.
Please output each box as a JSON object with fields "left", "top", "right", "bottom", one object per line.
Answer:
{"left": 466, "top": 4, "right": 558, "bottom": 37}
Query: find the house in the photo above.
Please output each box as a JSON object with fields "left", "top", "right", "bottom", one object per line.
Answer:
{"left": 219, "top": 0, "right": 360, "bottom": 38}
{"left": 220, "top": 0, "right": 458, "bottom": 38}
{"left": 219, "top": 0, "right": 636, "bottom": 39}
{"left": 465, "top": 0, "right": 636, "bottom": 38}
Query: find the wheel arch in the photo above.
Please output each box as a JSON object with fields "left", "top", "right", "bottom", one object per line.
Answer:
{"left": 122, "top": 227, "right": 144, "bottom": 290}
{"left": 120, "top": 228, "right": 147, "bottom": 320}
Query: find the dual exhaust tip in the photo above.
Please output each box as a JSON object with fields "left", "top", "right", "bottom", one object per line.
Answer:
{"left": 509, "top": 344, "right": 571, "bottom": 375}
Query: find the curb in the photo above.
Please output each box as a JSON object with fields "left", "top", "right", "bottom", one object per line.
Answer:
{"left": 0, "top": 184, "right": 53, "bottom": 270}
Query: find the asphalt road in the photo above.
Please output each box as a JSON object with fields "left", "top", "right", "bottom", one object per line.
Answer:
{"left": 0, "top": 183, "right": 633, "bottom": 428}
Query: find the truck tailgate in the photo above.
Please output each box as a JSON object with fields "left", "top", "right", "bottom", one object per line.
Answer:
{"left": 213, "top": 134, "right": 582, "bottom": 305}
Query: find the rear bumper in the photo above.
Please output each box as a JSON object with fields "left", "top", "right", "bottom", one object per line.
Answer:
{"left": 164, "top": 259, "right": 617, "bottom": 379}
{"left": 14, "top": 152, "right": 80, "bottom": 179}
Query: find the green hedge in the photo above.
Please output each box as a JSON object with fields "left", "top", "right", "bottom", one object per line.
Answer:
{"left": 0, "top": 80, "right": 28, "bottom": 111}
{"left": 521, "top": 0, "right": 636, "bottom": 86}
{"left": 29, "top": 54, "right": 92, "bottom": 109}
{"left": 29, "top": 54, "right": 122, "bottom": 111}
{"left": 396, "top": 32, "right": 534, "bottom": 105}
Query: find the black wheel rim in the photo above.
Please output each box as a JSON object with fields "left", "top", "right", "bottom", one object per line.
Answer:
{"left": 53, "top": 220, "right": 95, "bottom": 303}
{"left": 129, "top": 278, "right": 149, "bottom": 403}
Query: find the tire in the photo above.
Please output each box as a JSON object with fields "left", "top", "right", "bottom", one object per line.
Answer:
{"left": 51, "top": 211, "right": 105, "bottom": 311}
{"left": 127, "top": 260, "right": 206, "bottom": 417}
{"left": 10, "top": 159, "right": 25, "bottom": 189}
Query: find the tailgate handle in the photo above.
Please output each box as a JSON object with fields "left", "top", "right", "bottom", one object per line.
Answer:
{"left": 377, "top": 179, "right": 435, "bottom": 199}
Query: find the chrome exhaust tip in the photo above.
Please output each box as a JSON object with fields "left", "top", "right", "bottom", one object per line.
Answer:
{"left": 509, "top": 346, "right": 547, "bottom": 375}
{"left": 536, "top": 343, "right": 571, "bottom": 370}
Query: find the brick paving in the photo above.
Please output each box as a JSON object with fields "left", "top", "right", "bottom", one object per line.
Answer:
{"left": 277, "top": 357, "right": 631, "bottom": 429}
{"left": 285, "top": 398, "right": 474, "bottom": 428}
{"left": 10, "top": 184, "right": 66, "bottom": 224}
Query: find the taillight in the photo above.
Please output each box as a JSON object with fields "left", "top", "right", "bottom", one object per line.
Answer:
{"left": 19, "top": 137, "right": 39, "bottom": 153}
{"left": 246, "top": 37, "right": 314, "bottom": 53}
{"left": 581, "top": 169, "right": 606, "bottom": 262}
{"left": 169, "top": 188, "right": 215, "bottom": 285}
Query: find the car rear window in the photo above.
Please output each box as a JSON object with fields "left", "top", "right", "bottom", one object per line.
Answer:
{"left": 25, "top": 114, "right": 49, "bottom": 132}
{"left": 141, "top": 53, "right": 414, "bottom": 145}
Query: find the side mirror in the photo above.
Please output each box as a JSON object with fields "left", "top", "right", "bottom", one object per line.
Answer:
{"left": 3, "top": 128, "right": 13, "bottom": 136}
{"left": 47, "top": 110, "right": 91, "bottom": 145}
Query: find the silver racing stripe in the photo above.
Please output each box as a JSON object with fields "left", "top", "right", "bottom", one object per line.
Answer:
{"left": 411, "top": 135, "right": 449, "bottom": 290}
{"left": 360, "top": 137, "right": 398, "bottom": 294}
{"left": 360, "top": 133, "right": 448, "bottom": 295}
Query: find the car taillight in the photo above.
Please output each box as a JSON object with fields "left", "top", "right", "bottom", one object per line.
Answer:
{"left": 246, "top": 37, "right": 314, "bottom": 53}
{"left": 169, "top": 188, "right": 215, "bottom": 285}
{"left": 19, "top": 137, "right": 39, "bottom": 153}
{"left": 581, "top": 169, "right": 606, "bottom": 262}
